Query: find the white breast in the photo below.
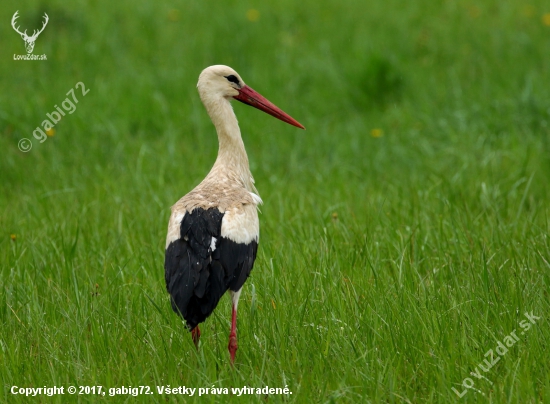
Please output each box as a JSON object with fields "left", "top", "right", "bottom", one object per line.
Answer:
{"left": 166, "top": 210, "right": 185, "bottom": 249}
{"left": 166, "top": 202, "right": 259, "bottom": 249}
{"left": 221, "top": 203, "right": 259, "bottom": 244}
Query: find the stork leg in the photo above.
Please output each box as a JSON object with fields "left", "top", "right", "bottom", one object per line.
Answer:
{"left": 191, "top": 326, "right": 201, "bottom": 349}
{"left": 228, "top": 304, "right": 238, "bottom": 364}
{"left": 228, "top": 289, "right": 242, "bottom": 364}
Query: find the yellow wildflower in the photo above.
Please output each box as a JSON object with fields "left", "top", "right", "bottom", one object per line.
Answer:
{"left": 246, "top": 9, "right": 260, "bottom": 22}
{"left": 370, "top": 128, "right": 383, "bottom": 138}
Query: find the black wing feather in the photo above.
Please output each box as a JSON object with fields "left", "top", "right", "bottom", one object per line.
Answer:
{"left": 164, "top": 207, "right": 258, "bottom": 330}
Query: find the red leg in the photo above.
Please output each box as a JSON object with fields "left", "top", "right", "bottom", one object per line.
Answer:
{"left": 191, "top": 326, "right": 201, "bottom": 350}
{"left": 228, "top": 305, "right": 238, "bottom": 364}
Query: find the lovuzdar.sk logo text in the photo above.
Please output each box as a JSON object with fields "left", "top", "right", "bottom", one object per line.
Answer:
{"left": 11, "top": 10, "right": 48, "bottom": 60}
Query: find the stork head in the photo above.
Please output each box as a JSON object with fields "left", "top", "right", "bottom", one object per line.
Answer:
{"left": 197, "top": 65, "right": 305, "bottom": 129}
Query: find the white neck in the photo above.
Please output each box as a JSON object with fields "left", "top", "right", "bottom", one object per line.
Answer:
{"left": 202, "top": 96, "right": 257, "bottom": 193}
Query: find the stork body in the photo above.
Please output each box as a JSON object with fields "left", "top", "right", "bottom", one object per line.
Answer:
{"left": 164, "top": 65, "right": 304, "bottom": 363}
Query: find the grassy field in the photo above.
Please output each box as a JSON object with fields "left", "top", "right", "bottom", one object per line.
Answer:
{"left": 1, "top": 0, "right": 550, "bottom": 402}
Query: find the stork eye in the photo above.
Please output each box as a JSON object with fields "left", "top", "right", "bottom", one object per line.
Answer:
{"left": 225, "top": 75, "right": 240, "bottom": 85}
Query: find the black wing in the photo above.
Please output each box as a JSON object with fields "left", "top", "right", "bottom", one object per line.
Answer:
{"left": 164, "top": 207, "right": 258, "bottom": 329}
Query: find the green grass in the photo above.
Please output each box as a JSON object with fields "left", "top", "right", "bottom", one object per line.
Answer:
{"left": 1, "top": 0, "right": 550, "bottom": 402}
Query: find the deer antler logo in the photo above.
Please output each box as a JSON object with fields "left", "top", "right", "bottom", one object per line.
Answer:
{"left": 11, "top": 11, "right": 49, "bottom": 54}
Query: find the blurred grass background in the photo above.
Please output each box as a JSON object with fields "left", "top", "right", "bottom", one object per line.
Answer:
{"left": 1, "top": 0, "right": 549, "bottom": 402}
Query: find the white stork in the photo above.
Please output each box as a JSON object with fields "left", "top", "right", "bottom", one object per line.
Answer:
{"left": 164, "top": 65, "right": 304, "bottom": 363}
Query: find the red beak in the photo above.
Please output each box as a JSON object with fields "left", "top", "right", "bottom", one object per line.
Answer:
{"left": 233, "top": 85, "right": 305, "bottom": 129}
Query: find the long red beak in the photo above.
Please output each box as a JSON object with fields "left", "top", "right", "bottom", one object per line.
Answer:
{"left": 233, "top": 86, "right": 305, "bottom": 129}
